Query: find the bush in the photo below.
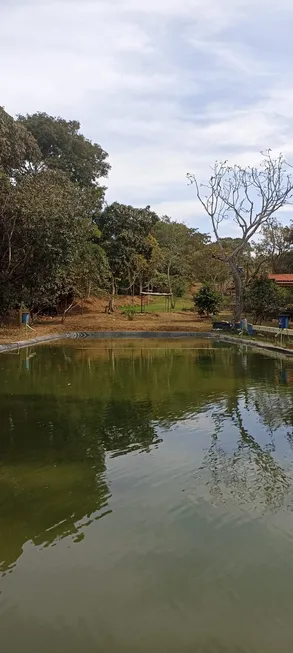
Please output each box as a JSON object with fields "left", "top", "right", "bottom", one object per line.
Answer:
{"left": 122, "top": 306, "right": 136, "bottom": 321}
{"left": 193, "top": 285, "right": 223, "bottom": 317}
{"left": 245, "top": 277, "right": 289, "bottom": 323}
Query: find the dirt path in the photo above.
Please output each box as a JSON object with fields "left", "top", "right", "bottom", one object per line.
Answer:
{"left": 0, "top": 297, "right": 211, "bottom": 345}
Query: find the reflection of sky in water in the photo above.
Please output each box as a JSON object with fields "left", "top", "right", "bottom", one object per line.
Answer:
{"left": 2, "top": 341, "right": 293, "bottom": 652}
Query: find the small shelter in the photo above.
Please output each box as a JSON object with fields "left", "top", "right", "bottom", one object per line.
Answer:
{"left": 140, "top": 291, "right": 172, "bottom": 313}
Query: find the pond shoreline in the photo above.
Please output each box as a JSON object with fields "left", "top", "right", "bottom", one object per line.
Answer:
{"left": 1, "top": 330, "right": 293, "bottom": 358}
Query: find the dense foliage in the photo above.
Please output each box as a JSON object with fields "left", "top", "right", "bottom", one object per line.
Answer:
{"left": 244, "top": 277, "right": 290, "bottom": 323}
{"left": 194, "top": 285, "right": 223, "bottom": 317}
{"left": 0, "top": 107, "right": 112, "bottom": 315}
{"left": 0, "top": 106, "right": 210, "bottom": 316}
{"left": 1, "top": 105, "right": 293, "bottom": 319}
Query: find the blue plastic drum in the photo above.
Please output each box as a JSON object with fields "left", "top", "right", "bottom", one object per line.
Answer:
{"left": 279, "top": 315, "right": 289, "bottom": 329}
{"left": 21, "top": 312, "right": 30, "bottom": 325}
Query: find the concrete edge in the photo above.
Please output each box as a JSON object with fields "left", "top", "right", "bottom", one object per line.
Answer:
{"left": 1, "top": 330, "right": 293, "bottom": 358}
{"left": 0, "top": 331, "right": 212, "bottom": 353}
{"left": 216, "top": 334, "right": 293, "bottom": 357}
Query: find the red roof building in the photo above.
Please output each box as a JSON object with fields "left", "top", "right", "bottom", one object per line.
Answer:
{"left": 268, "top": 274, "right": 293, "bottom": 287}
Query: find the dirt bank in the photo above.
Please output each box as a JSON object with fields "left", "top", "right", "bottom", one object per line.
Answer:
{"left": 0, "top": 296, "right": 211, "bottom": 345}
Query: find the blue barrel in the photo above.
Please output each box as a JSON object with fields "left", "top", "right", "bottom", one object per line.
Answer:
{"left": 247, "top": 323, "right": 254, "bottom": 336}
{"left": 21, "top": 312, "right": 30, "bottom": 325}
{"left": 279, "top": 315, "right": 289, "bottom": 329}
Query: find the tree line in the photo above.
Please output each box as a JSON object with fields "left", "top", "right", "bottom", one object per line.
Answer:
{"left": 1, "top": 106, "right": 293, "bottom": 320}
{"left": 0, "top": 107, "right": 211, "bottom": 316}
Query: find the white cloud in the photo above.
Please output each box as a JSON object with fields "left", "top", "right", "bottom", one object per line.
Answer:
{"left": 1, "top": 0, "right": 293, "bottom": 236}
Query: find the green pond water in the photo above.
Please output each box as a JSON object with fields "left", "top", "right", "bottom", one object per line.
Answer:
{"left": 1, "top": 338, "right": 293, "bottom": 652}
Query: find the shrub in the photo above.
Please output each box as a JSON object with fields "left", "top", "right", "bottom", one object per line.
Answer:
{"left": 193, "top": 285, "right": 223, "bottom": 317}
{"left": 122, "top": 306, "right": 136, "bottom": 321}
{"left": 245, "top": 277, "right": 289, "bottom": 323}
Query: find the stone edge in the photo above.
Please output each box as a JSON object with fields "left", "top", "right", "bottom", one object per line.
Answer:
{"left": 1, "top": 330, "right": 293, "bottom": 358}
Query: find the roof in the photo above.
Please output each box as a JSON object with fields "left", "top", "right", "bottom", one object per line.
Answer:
{"left": 268, "top": 274, "right": 293, "bottom": 285}
{"left": 268, "top": 274, "right": 293, "bottom": 280}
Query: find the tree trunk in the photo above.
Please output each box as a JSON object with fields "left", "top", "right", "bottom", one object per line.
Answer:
{"left": 108, "top": 278, "right": 115, "bottom": 313}
{"left": 139, "top": 278, "right": 143, "bottom": 296}
{"left": 230, "top": 262, "right": 244, "bottom": 323}
{"left": 8, "top": 237, "right": 12, "bottom": 269}
{"left": 167, "top": 262, "right": 175, "bottom": 309}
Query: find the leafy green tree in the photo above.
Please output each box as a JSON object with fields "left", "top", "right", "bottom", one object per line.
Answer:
{"left": 17, "top": 112, "right": 110, "bottom": 194}
{"left": 0, "top": 108, "right": 111, "bottom": 316}
{"left": 154, "top": 217, "right": 208, "bottom": 305}
{"left": 131, "top": 235, "right": 163, "bottom": 295}
{"left": 254, "top": 220, "right": 293, "bottom": 274}
{"left": 150, "top": 272, "right": 170, "bottom": 293}
{"left": 245, "top": 277, "right": 289, "bottom": 323}
{"left": 193, "top": 243, "right": 230, "bottom": 288}
{"left": 171, "top": 276, "right": 189, "bottom": 298}
{"left": 0, "top": 106, "right": 40, "bottom": 176}
{"left": 70, "top": 239, "right": 110, "bottom": 301}
{"left": 98, "top": 202, "right": 159, "bottom": 310}
{"left": 194, "top": 285, "right": 223, "bottom": 317}
{"left": 0, "top": 169, "right": 108, "bottom": 314}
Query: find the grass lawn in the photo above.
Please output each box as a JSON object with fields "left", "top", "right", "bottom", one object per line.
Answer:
{"left": 120, "top": 297, "right": 194, "bottom": 313}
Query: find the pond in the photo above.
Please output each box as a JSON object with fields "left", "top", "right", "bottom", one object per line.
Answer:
{"left": 1, "top": 338, "right": 293, "bottom": 652}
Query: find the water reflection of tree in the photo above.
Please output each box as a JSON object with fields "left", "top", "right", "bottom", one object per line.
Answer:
{"left": 2, "top": 342, "right": 293, "bottom": 572}
{"left": 0, "top": 391, "right": 161, "bottom": 575}
{"left": 196, "top": 391, "right": 292, "bottom": 511}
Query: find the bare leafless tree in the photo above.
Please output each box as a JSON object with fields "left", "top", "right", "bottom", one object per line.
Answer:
{"left": 187, "top": 151, "right": 293, "bottom": 321}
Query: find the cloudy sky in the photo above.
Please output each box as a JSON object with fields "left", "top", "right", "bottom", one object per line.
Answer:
{"left": 1, "top": 0, "right": 293, "bottom": 235}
